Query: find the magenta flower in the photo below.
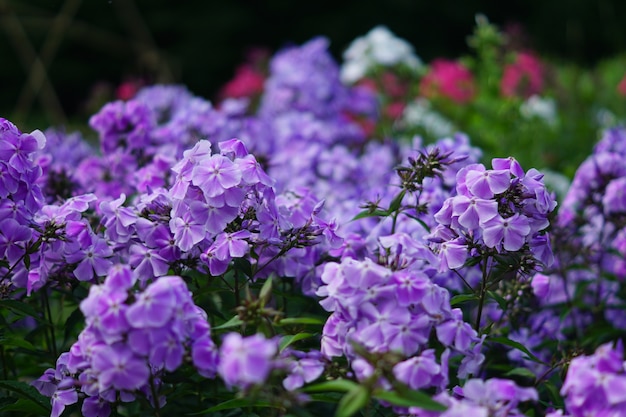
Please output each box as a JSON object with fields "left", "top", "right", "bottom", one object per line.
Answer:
{"left": 419, "top": 59, "right": 476, "bottom": 103}
{"left": 501, "top": 51, "right": 544, "bottom": 98}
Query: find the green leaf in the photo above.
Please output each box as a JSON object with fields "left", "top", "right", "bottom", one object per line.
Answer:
{"left": 0, "top": 398, "right": 48, "bottom": 413}
{"left": 63, "top": 307, "right": 85, "bottom": 345}
{"left": 504, "top": 367, "right": 537, "bottom": 379}
{"left": 351, "top": 209, "right": 389, "bottom": 221}
{"left": 259, "top": 276, "right": 273, "bottom": 307}
{"left": 336, "top": 385, "right": 369, "bottom": 417}
{"left": 213, "top": 315, "right": 244, "bottom": 330}
{"left": 373, "top": 389, "right": 446, "bottom": 411}
{"left": 489, "top": 336, "right": 544, "bottom": 364}
{"left": 450, "top": 293, "right": 478, "bottom": 306}
{"left": 387, "top": 190, "right": 406, "bottom": 214}
{"left": 486, "top": 290, "right": 508, "bottom": 311}
{"left": 302, "top": 379, "right": 361, "bottom": 393}
{"left": 0, "top": 380, "right": 51, "bottom": 413}
{"left": 278, "top": 317, "right": 325, "bottom": 326}
{"left": 189, "top": 398, "right": 275, "bottom": 414}
{"left": 279, "top": 332, "right": 315, "bottom": 352}
{"left": 0, "top": 336, "right": 36, "bottom": 351}
{"left": 309, "top": 393, "right": 342, "bottom": 403}
{"left": 0, "top": 300, "right": 44, "bottom": 322}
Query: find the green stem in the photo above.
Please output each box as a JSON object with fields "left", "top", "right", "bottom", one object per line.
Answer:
{"left": 149, "top": 374, "right": 162, "bottom": 417}
{"left": 0, "top": 344, "right": 8, "bottom": 381}
{"left": 234, "top": 270, "right": 240, "bottom": 307}
{"left": 475, "top": 257, "right": 489, "bottom": 333}
{"left": 43, "top": 290, "right": 58, "bottom": 359}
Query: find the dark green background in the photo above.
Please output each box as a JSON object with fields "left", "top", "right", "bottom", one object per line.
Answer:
{"left": 1, "top": 0, "right": 626, "bottom": 128}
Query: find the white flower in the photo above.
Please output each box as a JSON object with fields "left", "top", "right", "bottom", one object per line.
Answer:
{"left": 401, "top": 98, "right": 455, "bottom": 138}
{"left": 340, "top": 25, "right": 422, "bottom": 84}
{"left": 520, "top": 95, "right": 557, "bottom": 126}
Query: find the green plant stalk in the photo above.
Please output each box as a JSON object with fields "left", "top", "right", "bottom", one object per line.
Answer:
{"left": 149, "top": 374, "right": 162, "bottom": 417}
{"left": 475, "top": 256, "right": 489, "bottom": 333}
{"left": 42, "top": 290, "right": 58, "bottom": 359}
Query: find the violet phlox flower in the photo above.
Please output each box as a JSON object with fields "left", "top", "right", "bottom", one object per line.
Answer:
{"left": 168, "top": 138, "right": 271, "bottom": 253}
{"left": 0, "top": 119, "right": 46, "bottom": 217}
{"left": 217, "top": 332, "right": 278, "bottom": 389}
{"left": 429, "top": 157, "right": 557, "bottom": 270}
{"left": 393, "top": 348, "right": 449, "bottom": 392}
{"left": 260, "top": 37, "right": 350, "bottom": 118}
{"left": 89, "top": 99, "right": 154, "bottom": 155}
{"left": 560, "top": 341, "right": 626, "bottom": 416}
{"left": 281, "top": 349, "right": 325, "bottom": 391}
{"left": 317, "top": 257, "right": 483, "bottom": 374}
{"left": 99, "top": 193, "right": 137, "bottom": 244}
{"left": 411, "top": 378, "right": 538, "bottom": 417}
{"left": 37, "top": 267, "right": 215, "bottom": 412}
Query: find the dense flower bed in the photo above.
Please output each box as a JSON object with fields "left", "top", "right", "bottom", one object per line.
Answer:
{"left": 1, "top": 17, "right": 626, "bottom": 417}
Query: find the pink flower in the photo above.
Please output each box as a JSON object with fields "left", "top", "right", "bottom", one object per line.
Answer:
{"left": 618, "top": 74, "right": 626, "bottom": 97}
{"left": 500, "top": 51, "right": 544, "bottom": 98}
{"left": 219, "top": 64, "right": 266, "bottom": 100}
{"left": 419, "top": 59, "right": 476, "bottom": 103}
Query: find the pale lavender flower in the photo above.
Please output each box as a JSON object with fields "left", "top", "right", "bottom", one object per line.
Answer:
{"left": 218, "top": 333, "right": 278, "bottom": 389}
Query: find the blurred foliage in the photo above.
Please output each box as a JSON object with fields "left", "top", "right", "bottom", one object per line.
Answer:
{"left": 1, "top": 0, "right": 626, "bottom": 131}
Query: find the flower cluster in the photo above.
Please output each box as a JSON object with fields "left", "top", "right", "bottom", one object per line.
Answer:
{"left": 554, "top": 341, "right": 626, "bottom": 416}
{"left": 34, "top": 266, "right": 218, "bottom": 417}
{"left": 0, "top": 118, "right": 46, "bottom": 290}
{"left": 429, "top": 157, "right": 557, "bottom": 272}
{"left": 317, "top": 256, "right": 484, "bottom": 388}
{"left": 4, "top": 19, "right": 624, "bottom": 417}
{"left": 340, "top": 25, "right": 423, "bottom": 84}
{"left": 419, "top": 59, "right": 477, "bottom": 103}
{"left": 413, "top": 378, "right": 538, "bottom": 417}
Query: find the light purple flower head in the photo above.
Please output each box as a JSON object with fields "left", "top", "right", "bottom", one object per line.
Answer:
{"left": 217, "top": 332, "right": 278, "bottom": 389}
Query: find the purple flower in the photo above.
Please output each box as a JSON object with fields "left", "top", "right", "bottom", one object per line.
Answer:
{"left": 210, "top": 230, "right": 251, "bottom": 261}
{"left": 451, "top": 195, "right": 498, "bottom": 231}
{"left": 218, "top": 333, "right": 277, "bottom": 389}
{"left": 66, "top": 237, "right": 113, "bottom": 282}
{"left": 82, "top": 396, "right": 111, "bottom": 417}
{"left": 125, "top": 277, "right": 177, "bottom": 328}
{"left": 192, "top": 336, "right": 219, "bottom": 378}
{"left": 282, "top": 351, "right": 325, "bottom": 390}
{"left": 393, "top": 349, "right": 444, "bottom": 391}
{"left": 92, "top": 344, "right": 150, "bottom": 391}
{"left": 191, "top": 155, "right": 242, "bottom": 198}
{"left": 464, "top": 167, "right": 511, "bottom": 199}
{"left": 438, "top": 239, "right": 468, "bottom": 271}
{"left": 0, "top": 218, "right": 32, "bottom": 264}
{"left": 50, "top": 389, "right": 78, "bottom": 417}
{"left": 169, "top": 210, "right": 206, "bottom": 252}
{"left": 0, "top": 129, "right": 40, "bottom": 172}
{"left": 482, "top": 213, "right": 531, "bottom": 251}
{"left": 129, "top": 244, "right": 170, "bottom": 281}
